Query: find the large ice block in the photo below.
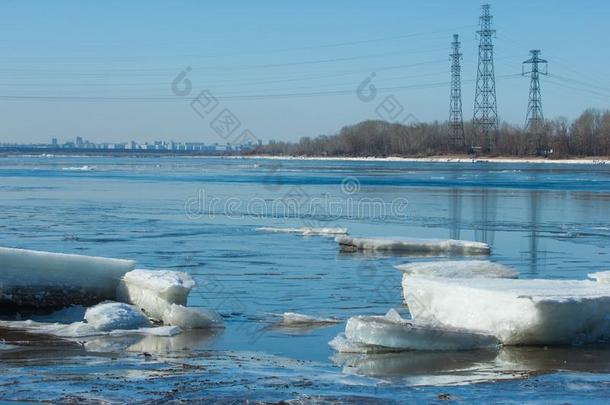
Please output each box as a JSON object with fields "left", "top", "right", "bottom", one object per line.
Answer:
{"left": 395, "top": 260, "right": 518, "bottom": 279}
{"left": 403, "top": 275, "right": 610, "bottom": 345}
{"left": 116, "top": 269, "right": 195, "bottom": 321}
{"left": 336, "top": 236, "right": 490, "bottom": 255}
{"left": 0, "top": 247, "right": 136, "bottom": 312}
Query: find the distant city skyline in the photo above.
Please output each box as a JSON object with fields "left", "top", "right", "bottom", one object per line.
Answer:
{"left": 0, "top": 0, "right": 609, "bottom": 143}
{"left": 0, "top": 136, "right": 257, "bottom": 152}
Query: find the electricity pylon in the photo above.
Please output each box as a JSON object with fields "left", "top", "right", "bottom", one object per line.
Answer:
{"left": 449, "top": 34, "right": 465, "bottom": 150}
{"left": 523, "top": 49, "right": 548, "bottom": 154}
{"left": 473, "top": 4, "right": 498, "bottom": 152}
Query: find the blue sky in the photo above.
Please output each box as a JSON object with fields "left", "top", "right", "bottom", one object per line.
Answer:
{"left": 0, "top": 0, "right": 609, "bottom": 144}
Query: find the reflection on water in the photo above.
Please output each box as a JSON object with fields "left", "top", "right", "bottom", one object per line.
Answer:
{"left": 0, "top": 327, "right": 222, "bottom": 357}
{"left": 474, "top": 188, "right": 497, "bottom": 245}
{"left": 449, "top": 187, "right": 461, "bottom": 240}
{"left": 529, "top": 191, "right": 541, "bottom": 274}
{"left": 332, "top": 345, "right": 610, "bottom": 384}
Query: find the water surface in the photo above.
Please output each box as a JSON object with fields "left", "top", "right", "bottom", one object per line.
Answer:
{"left": 1, "top": 155, "right": 610, "bottom": 402}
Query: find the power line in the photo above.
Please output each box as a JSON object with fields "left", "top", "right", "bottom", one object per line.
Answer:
{"left": 0, "top": 74, "right": 522, "bottom": 103}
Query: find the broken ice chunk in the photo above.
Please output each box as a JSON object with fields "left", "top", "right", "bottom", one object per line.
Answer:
{"left": 329, "top": 333, "right": 396, "bottom": 354}
{"left": 0, "top": 247, "right": 135, "bottom": 312}
{"left": 116, "top": 269, "right": 195, "bottom": 321}
{"left": 343, "top": 309, "right": 498, "bottom": 351}
{"left": 403, "top": 275, "right": 610, "bottom": 345}
{"left": 335, "top": 236, "right": 490, "bottom": 255}
{"left": 395, "top": 260, "right": 518, "bottom": 279}
{"left": 161, "top": 304, "right": 224, "bottom": 329}
{"left": 84, "top": 302, "right": 151, "bottom": 332}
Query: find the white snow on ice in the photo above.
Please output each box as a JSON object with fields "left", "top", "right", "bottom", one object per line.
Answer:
{"left": 402, "top": 275, "right": 610, "bottom": 345}
{"left": 84, "top": 302, "right": 151, "bottom": 332}
{"left": 395, "top": 260, "right": 518, "bottom": 279}
{"left": 257, "top": 227, "right": 348, "bottom": 236}
{"left": 335, "top": 236, "right": 490, "bottom": 255}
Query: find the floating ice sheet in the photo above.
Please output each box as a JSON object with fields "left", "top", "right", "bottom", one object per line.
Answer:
{"left": 280, "top": 312, "right": 341, "bottom": 326}
{"left": 336, "top": 236, "right": 490, "bottom": 255}
{"left": 403, "top": 275, "right": 610, "bottom": 345}
{"left": 395, "top": 260, "right": 518, "bottom": 279}
{"left": 257, "top": 227, "right": 348, "bottom": 236}
{"left": 336, "top": 309, "right": 498, "bottom": 352}
{"left": 0, "top": 247, "right": 135, "bottom": 311}
{"left": 0, "top": 317, "right": 180, "bottom": 339}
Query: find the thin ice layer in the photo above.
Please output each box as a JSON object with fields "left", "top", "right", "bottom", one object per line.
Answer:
{"left": 116, "top": 269, "right": 195, "bottom": 321}
{"left": 342, "top": 309, "right": 498, "bottom": 351}
{"left": 257, "top": 227, "right": 348, "bottom": 236}
{"left": 403, "top": 275, "right": 610, "bottom": 345}
{"left": 281, "top": 312, "right": 341, "bottom": 326}
{"left": 395, "top": 260, "right": 518, "bottom": 279}
{"left": 335, "top": 236, "right": 490, "bottom": 255}
{"left": 0, "top": 247, "right": 136, "bottom": 311}
{"left": 84, "top": 302, "right": 152, "bottom": 331}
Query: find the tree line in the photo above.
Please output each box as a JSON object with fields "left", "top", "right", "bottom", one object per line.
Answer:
{"left": 250, "top": 109, "right": 610, "bottom": 158}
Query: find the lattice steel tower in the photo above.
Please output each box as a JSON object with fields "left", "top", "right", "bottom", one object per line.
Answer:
{"left": 473, "top": 4, "right": 498, "bottom": 152}
{"left": 449, "top": 34, "right": 465, "bottom": 150}
{"left": 523, "top": 50, "right": 548, "bottom": 136}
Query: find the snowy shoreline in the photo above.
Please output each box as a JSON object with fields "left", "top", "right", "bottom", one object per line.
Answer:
{"left": 238, "top": 155, "right": 610, "bottom": 165}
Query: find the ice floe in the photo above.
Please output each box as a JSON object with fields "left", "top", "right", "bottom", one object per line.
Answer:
{"left": 257, "top": 227, "right": 348, "bottom": 236}
{"left": 402, "top": 275, "right": 610, "bottom": 345}
{"left": 84, "top": 302, "right": 152, "bottom": 332}
{"left": 395, "top": 260, "right": 518, "bottom": 279}
{"left": 332, "top": 309, "right": 498, "bottom": 353}
{"left": 0, "top": 247, "right": 135, "bottom": 311}
{"left": 335, "top": 236, "right": 490, "bottom": 255}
